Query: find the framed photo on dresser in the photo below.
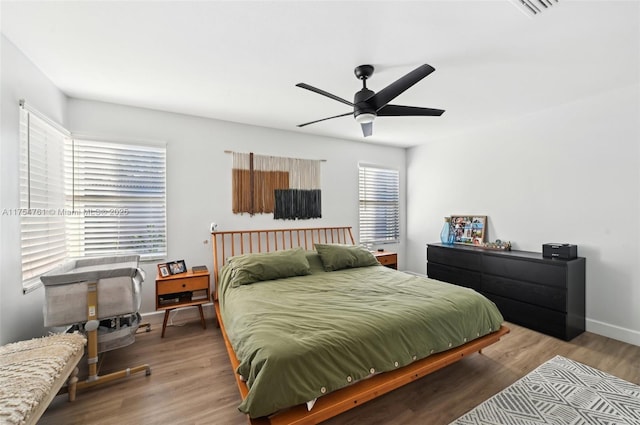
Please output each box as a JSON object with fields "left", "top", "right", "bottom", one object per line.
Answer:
{"left": 450, "top": 215, "right": 486, "bottom": 245}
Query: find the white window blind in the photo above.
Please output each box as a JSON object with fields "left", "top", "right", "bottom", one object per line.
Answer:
{"left": 65, "top": 139, "right": 167, "bottom": 259}
{"left": 358, "top": 164, "right": 400, "bottom": 244}
{"left": 19, "top": 107, "right": 69, "bottom": 285}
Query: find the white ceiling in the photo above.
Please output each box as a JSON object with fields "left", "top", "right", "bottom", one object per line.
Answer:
{"left": 1, "top": 1, "right": 638, "bottom": 147}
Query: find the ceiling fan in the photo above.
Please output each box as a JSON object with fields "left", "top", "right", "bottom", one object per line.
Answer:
{"left": 296, "top": 64, "right": 444, "bottom": 137}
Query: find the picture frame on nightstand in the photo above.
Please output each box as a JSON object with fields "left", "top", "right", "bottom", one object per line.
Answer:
{"left": 157, "top": 263, "right": 170, "bottom": 277}
{"left": 167, "top": 259, "right": 187, "bottom": 275}
{"left": 161, "top": 259, "right": 187, "bottom": 275}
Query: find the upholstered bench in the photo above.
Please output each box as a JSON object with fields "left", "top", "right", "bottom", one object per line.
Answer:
{"left": 0, "top": 333, "right": 86, "bottom": 425}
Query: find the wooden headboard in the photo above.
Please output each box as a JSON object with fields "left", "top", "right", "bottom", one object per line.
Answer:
{"left": 211, "top": 226, "right": 355, "bottom": 299}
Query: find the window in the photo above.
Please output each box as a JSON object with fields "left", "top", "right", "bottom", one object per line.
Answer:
{"left": 19, "top": 102, "right": 167, "bottom": 291}
{"left": 358, "top": 164, "right": 400, "bottom": 245}
{"left": 19, "top": 106, "right": 69, "bottom": 286}
{"left": 65, "top": 139, "right": 167, "bottom": 259}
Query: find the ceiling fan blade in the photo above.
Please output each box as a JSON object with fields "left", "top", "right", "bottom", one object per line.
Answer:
{"left": 296, "top": 83, "right": 354, "bottom": 107}
{"left": 361, "top": 122, "right": 373, "bottom": 137}
{"left": 297, "top": 112, "right": 352, "bottom": 127}
{"left": 377, "top": 104, "right": 445, "bottom": 117}
{"left": 368, "top": 64, "right": 435, "bottom": 111}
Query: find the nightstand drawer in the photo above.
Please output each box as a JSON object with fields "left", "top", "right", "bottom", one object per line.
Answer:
{"left": 157, "top": 275, "right": 209, "bottom": 295}
{"left": 373, "top": 252, "right": 398, "bottom": 269}
{"left": 377, "top": 253, "right": 397, "bottom": 266}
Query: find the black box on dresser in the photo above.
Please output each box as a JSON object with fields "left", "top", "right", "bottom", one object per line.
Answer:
{"left": 542, "top": 243, "right": 578, "bottom": 259}
{"left": 427, "top": 243, "right": 585, "bottom": 341}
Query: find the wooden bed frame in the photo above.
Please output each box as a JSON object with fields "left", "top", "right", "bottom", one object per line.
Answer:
{"left": 211, "top": 226, "right": 509, "bottom": 425}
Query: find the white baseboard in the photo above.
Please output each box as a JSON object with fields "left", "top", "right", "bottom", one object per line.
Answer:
{"left": 140, "top": 303, "right": 216, "bottom": 327}
{"left": 586, "top": 318, "right": 640, "bottom": 347}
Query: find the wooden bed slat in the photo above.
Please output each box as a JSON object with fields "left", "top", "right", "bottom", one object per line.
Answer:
{"left": 211, "top": 227, "right": 356, "bottom": 301}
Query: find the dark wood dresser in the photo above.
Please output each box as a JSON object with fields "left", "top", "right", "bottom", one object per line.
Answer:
{"left": 427, "top": 243, "right": 586, "bottom": 341}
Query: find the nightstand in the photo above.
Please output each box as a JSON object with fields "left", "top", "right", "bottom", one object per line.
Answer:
{"left": 156, "top": 270, "right": 211, "bottom": 337}
{"left": 374, "top": 251, "right": 398, "bottom": 269}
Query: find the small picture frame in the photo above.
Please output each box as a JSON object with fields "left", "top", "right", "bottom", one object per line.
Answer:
{"left": 168, "top": 259, "right": 187, "bottom": 275}
{"left": 450, "top": 215, "right": 487, "bottom": 245}
{"left": 157, "top": 263, "right": 170, "bottom": 278}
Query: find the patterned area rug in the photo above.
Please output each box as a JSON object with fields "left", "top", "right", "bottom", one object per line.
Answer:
{"left": 451, "top": 355, "right": 640, "bottom": 425}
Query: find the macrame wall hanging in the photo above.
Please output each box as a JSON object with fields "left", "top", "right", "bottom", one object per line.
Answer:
{"left": 231, "top": 151, "right": 322, "bottom": 220}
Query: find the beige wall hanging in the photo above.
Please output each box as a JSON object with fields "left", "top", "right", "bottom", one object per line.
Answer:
{"left": 230, "top": 151, "right": 322, "bottom": 220}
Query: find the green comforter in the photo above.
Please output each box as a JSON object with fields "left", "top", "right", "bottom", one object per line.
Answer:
{"left": 219, "top": 258, "right": 503, "bottom": 419}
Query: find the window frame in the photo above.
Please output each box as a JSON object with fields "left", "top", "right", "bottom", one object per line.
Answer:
{"left": 358, "top": 163, "right": 400, "bottom": 246}
{"left": 65, "top": 137, "right": 168, "bottom": 261}
{"left": 18, "top": 101, "right": 168, "bottom": 292}
{"left": 19, "top": 102, "right": 70, "bottom": 293}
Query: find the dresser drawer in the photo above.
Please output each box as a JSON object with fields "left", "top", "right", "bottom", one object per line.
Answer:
{"left": 487, "top": 294, "right": 571, "bottom": 340}
{"left": 157, "top": 275, "right": 209, "bottom": 295}
{"left": 427, "top": 246, "right": 482, "bottom": 271}
{"left": 482, "top": 274, "right": 567, "bottom": 312}
{"left": 427, "top": 262, "right": 481, "bottom": 290}
{"left": 483, "top": 255, "right": 566, "bottom": 288}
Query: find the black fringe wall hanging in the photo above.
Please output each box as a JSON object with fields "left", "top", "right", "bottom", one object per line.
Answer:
{"left": 274, "top": 189, "right": 322, "bottom": 220}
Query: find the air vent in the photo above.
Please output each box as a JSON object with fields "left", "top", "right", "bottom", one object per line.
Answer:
{"left": 510, "top": 0, "right": 559, "bottom": 16}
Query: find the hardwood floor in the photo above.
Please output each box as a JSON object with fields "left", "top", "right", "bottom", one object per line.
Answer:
{"left": 40, "top": 320, "right": 640, "bottom": 425}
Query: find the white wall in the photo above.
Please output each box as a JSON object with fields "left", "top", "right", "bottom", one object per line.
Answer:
{"left": 406, "top": 84, "right": 640, "bottom": 345}
{"left": 0, "top": 33, "right": 405, "bottom": 344}
{"left": 66, "top": 99, "right": 406, "bottom": 320}
{"left": 0, "top": 35, "right": 69, "bottom": 345}
{"left": 4, "top": 29, "right": 638, "bottom": 347}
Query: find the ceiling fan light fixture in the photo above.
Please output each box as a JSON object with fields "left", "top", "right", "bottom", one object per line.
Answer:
{"left": 296, "top": 63, "right": 443, "bottom": 136}
{"left": 355, "top": 113, "right": 376, "bottom": 124}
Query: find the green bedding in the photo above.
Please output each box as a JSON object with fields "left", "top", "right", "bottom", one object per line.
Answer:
{"left": 219, "top": 255, "right": 504, "bottom": 419}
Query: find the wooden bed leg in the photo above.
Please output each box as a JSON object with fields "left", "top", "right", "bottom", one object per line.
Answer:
{"left": 198, "top": 305, "right": 207, "bottom": 329}
{"left": 67, "top": 367, "right": 79, "bottom": 402}
{"left": 161, "top": 310, "right": 170, "bottom": 338}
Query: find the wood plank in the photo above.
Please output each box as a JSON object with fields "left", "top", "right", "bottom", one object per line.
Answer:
{"left": 210, "top": 227, "right": 355, "bottom": 292}
{"left": 39, "top": 321, "right": 640, "bottom": 425}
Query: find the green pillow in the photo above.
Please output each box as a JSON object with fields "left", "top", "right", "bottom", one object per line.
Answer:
{"left": 227, "top": 248, "right": 311, "bottom": 287}
{"left": 314, "top": 243, "right": 380, "bottom": 271}
{"left": 305, "top": 252, "right": 326, "bottom": 274}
